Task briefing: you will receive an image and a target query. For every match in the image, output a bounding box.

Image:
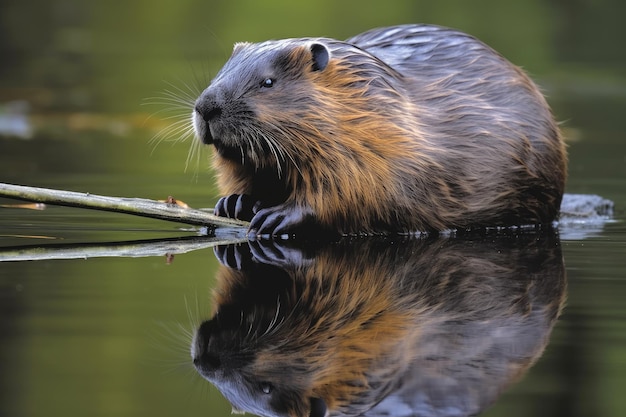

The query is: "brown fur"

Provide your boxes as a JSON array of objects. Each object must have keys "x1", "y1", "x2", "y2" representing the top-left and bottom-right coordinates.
[
  {"x1": 193, "y1": 24, "x2": 567, "y2": 235},
  {"x1": 192, "y1": 232, "x2": 566, "y2": 416}
]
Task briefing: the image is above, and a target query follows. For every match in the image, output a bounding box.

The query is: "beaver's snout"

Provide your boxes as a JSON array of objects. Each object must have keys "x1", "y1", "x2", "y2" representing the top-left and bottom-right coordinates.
[
  {"x1": 193, "y1": 89, "x2": 225, "y2": 145},
  {"x1": 191, "y1": 320, "x2": 226, "y2": 378},
  {"x1": 196, "y1": 95, "x2": 223, "y2": 123}
]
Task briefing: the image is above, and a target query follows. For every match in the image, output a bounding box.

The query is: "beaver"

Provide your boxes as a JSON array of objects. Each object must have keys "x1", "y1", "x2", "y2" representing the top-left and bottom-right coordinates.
[
  {"x1": 192, "y1": 24, "x2": 567, "y2": 237},
  {"x1": 192, "y1": 233, "x2": 566, "y2": 417}
]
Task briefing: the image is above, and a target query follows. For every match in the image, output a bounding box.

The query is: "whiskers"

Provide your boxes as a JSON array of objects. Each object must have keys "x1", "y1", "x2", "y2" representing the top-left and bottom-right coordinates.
[
  {"x1": 238, "y1": 295, "x2": 287, "y2": 346},
  {"x1": 261, "y1": 121, "x2": 304, "y2": 179},
  {"x1": 146, "y1": 293, "x2": 205, "y2": 372},
  {"x1": 239, "y1": 122, "x2": 302, "y2": 180},
  {"x1": 144, "y1": 80, "x2": 207, "y2": 175},
  {"x1": 145, "y1": 78, "x2": 303, "y2": 182},
  {"x1": 145, "y1": 292, "x2": 216, "y2": 405}
]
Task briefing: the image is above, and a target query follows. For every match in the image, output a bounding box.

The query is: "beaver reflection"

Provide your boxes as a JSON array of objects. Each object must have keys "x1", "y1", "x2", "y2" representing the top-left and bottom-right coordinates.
[{"x1": 192, "y1": 232, "x2": 565, "y2": 417}]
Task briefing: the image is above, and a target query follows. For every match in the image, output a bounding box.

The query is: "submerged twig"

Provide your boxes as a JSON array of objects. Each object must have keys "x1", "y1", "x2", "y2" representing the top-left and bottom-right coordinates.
[
  {"x1": 0, "y1": 231, "x2": 248, "y2": 262},
  {"x1": 0, "y1": 182, "x2": 249, "y2": 229}
]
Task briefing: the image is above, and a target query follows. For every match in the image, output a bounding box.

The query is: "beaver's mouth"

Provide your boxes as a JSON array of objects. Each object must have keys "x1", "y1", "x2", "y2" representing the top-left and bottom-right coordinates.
[
  {"x1": 192, "y1": 110, "x2": 214, "y2": 145},
  {"x1": 192, "y1": 108, "x2": 278, "y2": 169},
  {"x1": 192, "y1": 109, "x2": 245, "y2": 159}
]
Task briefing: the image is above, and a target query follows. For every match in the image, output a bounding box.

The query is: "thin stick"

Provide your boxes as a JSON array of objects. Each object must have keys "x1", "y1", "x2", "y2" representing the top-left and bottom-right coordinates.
[
  {"x1": 0, "y1": 232, "x2": 248, "y2": 263},
  {"x1": 0, "y1": 182, "x2": 249, "y2": 229}
]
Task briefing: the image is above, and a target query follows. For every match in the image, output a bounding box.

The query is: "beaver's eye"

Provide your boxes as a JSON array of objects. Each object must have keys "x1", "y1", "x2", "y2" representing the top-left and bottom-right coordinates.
[
  {"x1": 260, "y1": 382, "x2": 273, "y2": 394},
  {"x1": 261, "y1": 78, "x2": 274, "y2": 88}
]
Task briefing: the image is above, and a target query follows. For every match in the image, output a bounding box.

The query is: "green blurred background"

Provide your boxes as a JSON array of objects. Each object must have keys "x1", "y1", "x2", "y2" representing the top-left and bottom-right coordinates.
[{"x1": 1, "y1": 0, "x2": 625, "y2": 113}]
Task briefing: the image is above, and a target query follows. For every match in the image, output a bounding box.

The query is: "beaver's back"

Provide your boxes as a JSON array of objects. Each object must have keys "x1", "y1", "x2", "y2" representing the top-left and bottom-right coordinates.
[
  {"x1": 348, "y1": 24, "x2": 493, "y2": 66},
  {"x1": 351, "y1": 25, "x2": 555, "y2": 132},
  {"x1": 347, "y1": 24, "x2": 566, "y2": 228}
]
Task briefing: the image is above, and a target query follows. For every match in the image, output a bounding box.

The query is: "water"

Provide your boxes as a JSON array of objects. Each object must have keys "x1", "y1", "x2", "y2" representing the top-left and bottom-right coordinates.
[{"x1": 1, "y1": 1, "x2": 625, "y2": 416}]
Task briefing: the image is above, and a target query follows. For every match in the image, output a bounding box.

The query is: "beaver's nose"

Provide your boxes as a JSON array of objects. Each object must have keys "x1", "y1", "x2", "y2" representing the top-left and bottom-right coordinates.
[{"x1": 195, "y1": 92, "x2": 222, "y2": 122}]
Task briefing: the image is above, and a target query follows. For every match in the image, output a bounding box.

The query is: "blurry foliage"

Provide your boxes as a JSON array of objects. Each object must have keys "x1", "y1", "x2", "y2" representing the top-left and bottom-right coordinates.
[{"x1": 1, "y1": 0, "x2": 625, "y2": 113}]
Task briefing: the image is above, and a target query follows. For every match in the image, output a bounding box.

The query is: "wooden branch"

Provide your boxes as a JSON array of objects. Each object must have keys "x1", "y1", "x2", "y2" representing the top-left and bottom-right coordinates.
[{"x1": 0, "y1": 182, "x2": 249, "y2": 229}]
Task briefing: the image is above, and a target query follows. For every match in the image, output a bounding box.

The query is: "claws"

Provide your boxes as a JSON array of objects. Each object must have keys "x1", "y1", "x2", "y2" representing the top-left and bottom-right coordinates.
[
  {"x1": 247, "y1": 239, "x2": 311, "y2": 268},
  {"x1": 213, "y1": 243, "x2": 252, "y2": 269},
  {"x1": 214, "y1": 194, "x2": 257, "y2": 221},
  {"x1": 215, "y1": 197, "x2": 318, "y2": 239},
  {"x1": 248, "y1": 203, "x2": 312, "y2": 238},
  {"x1": 213, "y1": 240, "x2": 312, "y2": 271}
]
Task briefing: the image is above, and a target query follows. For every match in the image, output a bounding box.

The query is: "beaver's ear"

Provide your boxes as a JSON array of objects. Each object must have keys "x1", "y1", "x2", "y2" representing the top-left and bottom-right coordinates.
[
  {"x1": 310, "y1": 43, "x2": 329, "y2": 72},
  {"x1": 309, "y1": 397, "x2": 327, "y2": 417}
]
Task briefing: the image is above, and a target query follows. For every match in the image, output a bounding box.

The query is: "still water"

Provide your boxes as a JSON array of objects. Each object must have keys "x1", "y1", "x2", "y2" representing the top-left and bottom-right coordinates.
[{"x1": 1, "y1": 1, "x2": 626, "y2": 416}]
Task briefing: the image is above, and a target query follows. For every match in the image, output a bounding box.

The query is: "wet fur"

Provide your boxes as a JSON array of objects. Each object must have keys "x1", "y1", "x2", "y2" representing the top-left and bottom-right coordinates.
[{"x1": 193, "y1": 24, "x2": 567, "y2": 235}]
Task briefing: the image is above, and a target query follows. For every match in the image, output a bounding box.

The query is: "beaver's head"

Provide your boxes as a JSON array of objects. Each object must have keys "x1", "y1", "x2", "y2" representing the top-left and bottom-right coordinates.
[
  {"x1": 192, "y1": 39, "x2": 330, "y2": 171},
  {"x1": 190, "y1": 260, "x2": 328, "y2": 417},
  {"x1": 192, "y1": 318, "x2": 327, "y2": 417},
  {"x1": 192, "y1": 38, "x2": 408, "y2": 182}
]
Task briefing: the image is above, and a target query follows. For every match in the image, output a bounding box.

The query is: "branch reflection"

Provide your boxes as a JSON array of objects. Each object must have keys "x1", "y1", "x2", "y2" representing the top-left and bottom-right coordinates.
[{"x1": 192, "y1": 231, "x2": 566, "y2": 417}]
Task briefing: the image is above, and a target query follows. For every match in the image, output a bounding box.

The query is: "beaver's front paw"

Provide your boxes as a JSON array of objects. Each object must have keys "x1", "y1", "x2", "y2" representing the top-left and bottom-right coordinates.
[
  {"x1": 214, "y1": 194, "x2": 257, "y2": 221},
  {"x1": 248, "y1": 203, "x2": 313, "y2": 238}
]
